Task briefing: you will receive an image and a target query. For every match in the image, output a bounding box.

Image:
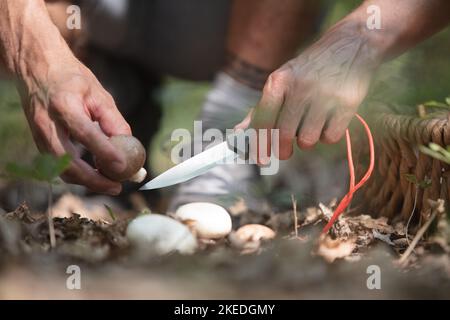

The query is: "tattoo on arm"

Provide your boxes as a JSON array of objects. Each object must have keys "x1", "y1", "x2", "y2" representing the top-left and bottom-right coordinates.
[{"x1": 224, "y1": 52, "x2": 272, "y2": 90}]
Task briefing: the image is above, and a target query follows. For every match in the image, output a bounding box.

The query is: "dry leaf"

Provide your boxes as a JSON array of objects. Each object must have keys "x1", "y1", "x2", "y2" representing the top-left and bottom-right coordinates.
[
  {"x1": 52, "y1": 193, "x2": 118, "y2": 222},
  {"x1": 228, "y1": 198, "x2": 248, "y2": 216},
  {"x1": 372, "y1": 230, "x2": 394, "y2": 246},
  {"x1": 316, "y1": 235, "x2": 357, "y2": 263},
  {"x1": 302, "y1": 207, "x2": 323, "y2": 226}
]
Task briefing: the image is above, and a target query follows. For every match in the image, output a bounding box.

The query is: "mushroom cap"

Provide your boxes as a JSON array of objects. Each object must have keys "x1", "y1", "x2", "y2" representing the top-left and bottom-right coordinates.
[
  {"x1": 234, "y1": 224, "x2": 276, "y2": 242},
  {"x1": 174, "y1": 202, "x2": 232, "y2": 239},
  {"x1": 126, "y1": 214, "x2": 198, "y2": 255},
  {"x1": 97, "y1": 135, "x2": 146, "y2": 182}
]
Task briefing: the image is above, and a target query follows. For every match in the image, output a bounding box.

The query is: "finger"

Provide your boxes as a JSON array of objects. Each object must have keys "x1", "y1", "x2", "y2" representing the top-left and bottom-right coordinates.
[
  {"x1": 275, "y1": 94, "x2": 311, "y2": 160},
  {"x1": 61, "y1": 158, "x2": 122, "y2": 195},
  {"x1": 297, "y1": 99, "x2": 330, "y2": 149},
  {"x1": 51, "y1": 94, "x2": 127, "y2": 174},
  {"x1": 234, "y1": 108, "x2": 254, "y2": 130},
  {"x1": 31, "y1": 113, "x2": 122, "y2": 194},
  {"x1": 54, "y1": 126, "x2": 122, "y2": 194},
  {"x1": 250, "y1": 70, "x2": 288, "y2": 164},
  {"x1": 87, "y1": 91, "x2": 132, "y2": 136},
  {"x1": 321, "y1": 106, "x2": 355, "y2": 144}
]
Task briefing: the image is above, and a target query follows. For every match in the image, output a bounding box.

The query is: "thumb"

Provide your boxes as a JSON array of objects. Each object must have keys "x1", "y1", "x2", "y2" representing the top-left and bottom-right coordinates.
[{"x1": 89, "y1": 92, "x2": 132, "y2": 137}]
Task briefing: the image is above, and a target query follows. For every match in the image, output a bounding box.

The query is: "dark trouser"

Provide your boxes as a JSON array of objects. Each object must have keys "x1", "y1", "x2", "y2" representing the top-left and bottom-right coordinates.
[
  {"x1": 79, "y1": 0, "x2": 231, "y2": 205},
  {"x1": 81, "y1": 0, "x2": 231, "y2": 81},
  {"x1": 80, "y1": 0, "x2": 233, "y2": 152}
]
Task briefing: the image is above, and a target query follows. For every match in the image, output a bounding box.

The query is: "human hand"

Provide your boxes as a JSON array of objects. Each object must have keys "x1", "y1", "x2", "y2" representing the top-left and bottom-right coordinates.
[
  {"x1": 20, "y1": 55, "x2": 132, "y2": 195},
  {"x1": 239, "y1": 19, "x2": 380, "y2": 163}
]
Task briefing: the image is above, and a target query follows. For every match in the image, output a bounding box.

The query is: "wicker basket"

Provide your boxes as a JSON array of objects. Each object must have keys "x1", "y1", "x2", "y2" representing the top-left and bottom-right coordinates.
[{"x1": 357, "y1": 105, "x2": 450, "y2": 226}]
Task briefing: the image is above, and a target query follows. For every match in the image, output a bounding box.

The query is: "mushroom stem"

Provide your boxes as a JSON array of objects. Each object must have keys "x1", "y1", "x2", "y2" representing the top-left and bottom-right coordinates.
[{"x1": 129, "y1": 168, "x2": 147, "y2": 183}]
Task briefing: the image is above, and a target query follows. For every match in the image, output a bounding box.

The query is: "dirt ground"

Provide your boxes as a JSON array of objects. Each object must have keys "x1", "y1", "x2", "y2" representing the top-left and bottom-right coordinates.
[{"x1": 0, "y1": 195, "x2": 449, "y2": 300}]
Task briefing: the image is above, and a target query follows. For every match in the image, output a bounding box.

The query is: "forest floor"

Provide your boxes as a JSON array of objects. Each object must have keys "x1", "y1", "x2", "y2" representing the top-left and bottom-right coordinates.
[{"x1": 0, "y1": 194, "x2": 449, "y2": 299}]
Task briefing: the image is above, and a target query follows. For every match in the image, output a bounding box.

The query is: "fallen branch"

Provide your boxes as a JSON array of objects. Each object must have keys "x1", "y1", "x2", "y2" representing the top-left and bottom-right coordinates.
[
  {"x1": 291, "y1": 194, "x2": 298, "y2": 238},
  {"x1": 398, "y1": 199, "x2": 445, "y2": 265}
]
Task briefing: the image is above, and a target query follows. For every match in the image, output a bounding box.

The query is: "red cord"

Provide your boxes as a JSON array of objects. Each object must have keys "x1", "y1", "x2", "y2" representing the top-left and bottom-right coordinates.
[{"x1": 322, "y1": 114, "x2": 375, "y2": 234}]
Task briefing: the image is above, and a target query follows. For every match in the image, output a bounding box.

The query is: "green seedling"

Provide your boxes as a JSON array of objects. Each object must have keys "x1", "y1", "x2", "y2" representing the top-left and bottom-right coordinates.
[
  {"x1": 104, "y1": 204, "x2": 117, "y2": 222},
  {"x1": 423, "y1": 101, "x2": 450, "y2": 109},
  {"x1": 404, "y1": 173, "x2": 432, "y2": 189},
  {"x1": 418, "y1": 96, "x2": 450, "y2": 118},
  {"x1": 419, "y1": 143, "x2": 450, "y2": 165},
  {"x1": 423, "y1": 96, "x2": 450, "y2": 110},
  {"x1": 138, "y1": 208, "x2": 152, "y2": 216},
  {"x1": 5, "y1": 153, "x2": 72, "y2": 248}
]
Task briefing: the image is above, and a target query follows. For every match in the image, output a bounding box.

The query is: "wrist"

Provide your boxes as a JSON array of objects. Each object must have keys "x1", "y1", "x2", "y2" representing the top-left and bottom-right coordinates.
[
  {"x1": 0, "y1": 0, "x2": 75, "y2": 91},
  {"x1": 339, "y1": 3, "x2": 397, "y2": 66},
  {"x1": 223, "y1": 52, "x2": 272, "y2": 90},
  {"x1": 324, "y1": 12, "x2": 386, "y2": 71}
]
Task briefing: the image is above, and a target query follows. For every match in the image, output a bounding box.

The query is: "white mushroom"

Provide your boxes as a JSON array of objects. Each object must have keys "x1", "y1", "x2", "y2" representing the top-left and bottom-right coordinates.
[
  {"x1": 126, "y1": 214, "x2": 197, "y2": 255},
  {"x1": 229, "y1": 224, "x2": 276, "y2": 253},
  {"x1": 174, "y1": 202, "x2": 232, "y2": 239},
  {"x1": 96, "y1": 135, "x2": 146, "y2": 182},
  {"x1": 233, "y1": 224, "x2": 276, "y2": 243}
]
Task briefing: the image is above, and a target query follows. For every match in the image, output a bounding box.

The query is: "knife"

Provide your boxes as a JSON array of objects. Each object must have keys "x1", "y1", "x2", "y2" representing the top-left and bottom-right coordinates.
[{"x1": 139, "y1": 131, "x2": 249, "y2": 190}]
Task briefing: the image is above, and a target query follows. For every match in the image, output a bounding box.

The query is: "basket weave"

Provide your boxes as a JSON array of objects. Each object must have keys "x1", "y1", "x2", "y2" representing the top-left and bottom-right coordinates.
[{"x1": 358, "y1": 106, "x2": 450, "y2": 226}]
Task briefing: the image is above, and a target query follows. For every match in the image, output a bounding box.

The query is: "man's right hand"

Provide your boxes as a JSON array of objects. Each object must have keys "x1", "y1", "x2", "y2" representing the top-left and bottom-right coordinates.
[{"x1": 0, "y1": 0, "x2": 132, "y2": 195}]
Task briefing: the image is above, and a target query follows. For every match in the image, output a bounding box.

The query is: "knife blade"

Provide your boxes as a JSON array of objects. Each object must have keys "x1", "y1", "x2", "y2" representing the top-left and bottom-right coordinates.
[{"x1": 139, "y1": 132, "x2": 248, "y2": 190}]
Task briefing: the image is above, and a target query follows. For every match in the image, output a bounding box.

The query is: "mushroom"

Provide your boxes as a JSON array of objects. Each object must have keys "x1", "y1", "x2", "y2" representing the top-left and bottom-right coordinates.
[
  {"x1": 129, "y1": 167, "x2": 148, "y2": 183},
  {"x1": 126, "y1": 214, "x2": 198, "y2": 255},
  {"x1": 233, "y1": 224, "x2": 276, "y2": 243},
  {"x1": 96, "y1": 135, "x2": 147, "y2": 182},
  {"x1": 174, "y1": 202, "x2": 232, "y2": 239},
  {"x1": 229, "y1": 224, "x2": 276, "y2": 253}
]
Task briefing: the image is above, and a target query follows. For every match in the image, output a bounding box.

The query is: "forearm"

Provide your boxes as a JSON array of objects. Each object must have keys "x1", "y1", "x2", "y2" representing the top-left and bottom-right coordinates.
[
  {"x1": 344, "y1": 0, "x2": 450, "y2": 63},
  {"x1": 0, "y1": 0, "x2": 74, "y2": 89},
  {"x1": 225, "y1": 0, "x2": 321, "y2": 89}
]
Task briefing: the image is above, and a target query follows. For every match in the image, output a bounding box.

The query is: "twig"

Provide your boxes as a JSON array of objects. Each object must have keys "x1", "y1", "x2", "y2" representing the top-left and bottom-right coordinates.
[
  {"x1": 405, "y1": 186, "x2": 419, "y2": 246},
  {"x1": 291, "y1": 194, "x2": 298, "y2": 238},
  {"x1": 398, "y1": 199, "x2": 444, "y2": 265},
  {"x1": 417, "y1": 104, "x2": 426, "y2": 118},
  {"x1": 129, "y1": 192, "x2": 150, "y2": 213},
  {"x1": 47, "y1": 183, "x2": 56, "y2": 248}
]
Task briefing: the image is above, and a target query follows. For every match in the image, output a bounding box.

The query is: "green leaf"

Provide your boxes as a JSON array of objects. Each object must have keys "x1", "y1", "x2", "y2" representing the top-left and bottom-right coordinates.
[
  {"x1": 5, "y1": 153, "x2": 72, "y2": 183},
  {"x1": 423, "y1": 100, "x2": 450, "y2": 109},
  {"x1": 138, "y1": 208, "x2": 152, "y2": 216},
  {"x1": 104, "y1": 204, "x2": 117, "y2": 221},
  {"x1": 418, "y1": 178, "x2": 432, "y2": 189},
  {"x1": 427, "y1": 143, "x2": 450, "y2": 159},
  {"x1": 404, "y1": 173, "x2": 431, "y2": 189},
  {"x1": 419, "y1": 145, "x2": 450, "y2": 164},
  {"x1": 404, "y1": 174, "x2": 418, "y2": 185},
  {"x1": 429, "y1": 142, "x2": 442, "y2": 152},
  {"x1": 446, "y1": 97, "x2": 450, "y2": 106},
  {"x1": 5, "y1": 162, "x2": 35, "y2": 180}
]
